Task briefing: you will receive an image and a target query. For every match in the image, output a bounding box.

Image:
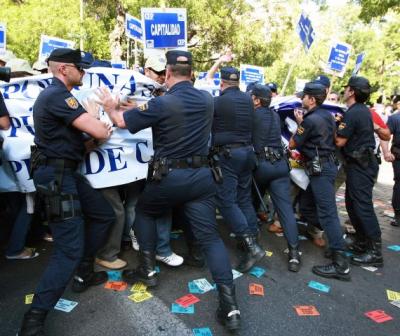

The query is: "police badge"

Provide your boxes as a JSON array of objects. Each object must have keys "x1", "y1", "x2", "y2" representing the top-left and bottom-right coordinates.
[{"x1": 65, "y1": 97, "x2": 79, "y2": 109}]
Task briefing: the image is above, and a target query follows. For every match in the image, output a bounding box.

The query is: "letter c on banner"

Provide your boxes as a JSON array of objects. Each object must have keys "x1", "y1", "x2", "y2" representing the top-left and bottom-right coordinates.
[
  {"x1": 84, "y1": 150, "x2": 105, "y2": 175},
  {"x1": 136, "y1": 141, "x2": 150, "y2": 163}
]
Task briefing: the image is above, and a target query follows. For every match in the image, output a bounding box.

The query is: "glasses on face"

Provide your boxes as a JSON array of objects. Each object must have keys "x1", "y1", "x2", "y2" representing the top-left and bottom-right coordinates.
[
  {"x1": 64, "y1": 64, "x2": 84, "y2": 72},
  {"x1": 149, "y1": 68, "x2": 166, "y2": 76}
]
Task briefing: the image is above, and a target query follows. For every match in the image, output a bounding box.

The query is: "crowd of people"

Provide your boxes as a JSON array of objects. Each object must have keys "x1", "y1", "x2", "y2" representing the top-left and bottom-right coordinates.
[{"x1": 0, "y1": 47, "x2": 399, "y2": 336}]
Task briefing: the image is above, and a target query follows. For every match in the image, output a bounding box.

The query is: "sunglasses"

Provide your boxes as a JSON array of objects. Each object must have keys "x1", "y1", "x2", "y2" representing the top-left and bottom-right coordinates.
[{"x1": 64, "y1": 64, "x2": 84, "y2": 72}]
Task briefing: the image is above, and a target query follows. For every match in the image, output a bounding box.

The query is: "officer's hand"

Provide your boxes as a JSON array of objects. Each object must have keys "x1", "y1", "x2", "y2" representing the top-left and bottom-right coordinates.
[
  {"x1": 294, "y1": 108, "x2": 304, "y2": 124},
  {"x1": 384, "y1": 152, "x2": 395, "y2": 162},
  {"x1": 101, "y1": 120, "x2": 113, "y2": 139},
  {"x1": 120, "y1": 100, "x2": 138, "y2": 111},
  {"x1": 82, "y1": 98, "x2": 100, "y2": 119},
  {"x1": 96, "y1": 87, "x2": 119, "y2": 114}
]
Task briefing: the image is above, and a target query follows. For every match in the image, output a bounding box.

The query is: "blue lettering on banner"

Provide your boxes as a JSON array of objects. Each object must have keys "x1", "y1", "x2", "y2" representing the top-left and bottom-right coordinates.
[
  {"x1": 84, "y1": 150, "x2": 105, "y2": 175},
  {"x1": 136, "y1": 141, "x2": 150, "y2": 163},
  {"x1": 8, "y1": 116, "x2": 34, "y2": 137},
  {"x1": 104, "y1": 147, "x2": 128, "y2": 172},
  {"x1": 8, "y1": 159, "x2": 31, "y2": 179},
  {"x1": 120, "y1": 75, "x2": 136, "y2": 96}
]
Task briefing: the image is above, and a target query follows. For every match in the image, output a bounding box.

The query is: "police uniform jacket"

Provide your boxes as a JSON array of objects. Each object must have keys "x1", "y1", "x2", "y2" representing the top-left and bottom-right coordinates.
[
  {"x1": 124, "y1": 80, "x2": 213, "y2": 159},
  {"x1": 387, "y1": 113, "x2": 400, "y2": 147},
  {"x1": 293, "y1": 106, "x2": 336, "y2": 160},
  {"x1": 33, "y1": 78, "x2": 86, "y2": 162},
  {"x1": 212, "y1": 86, "x2": 254, "y2": 146},
  {"x1": 0, "y1": 92, "x2": 8, "y2": 118},
  {"x1": 252, "y1": 106, "x2": 282, "y2": 153}
]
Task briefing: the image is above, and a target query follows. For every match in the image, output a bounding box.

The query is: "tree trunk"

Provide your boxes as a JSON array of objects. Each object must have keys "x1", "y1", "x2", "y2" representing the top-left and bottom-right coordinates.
[{"x1": 109, "y1": 1, "x2": 125, "y2": 61}]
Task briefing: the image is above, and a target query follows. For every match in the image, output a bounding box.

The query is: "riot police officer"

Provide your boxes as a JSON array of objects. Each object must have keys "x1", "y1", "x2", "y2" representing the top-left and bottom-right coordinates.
[
  {"x1": 251, "y1": 84, "x2": 301, "y2": 272},
  {"x1": 98, "y1": 50, "x2": 241, "y2": 331},
  {"x1": 336, "y1": 76, "x2": 390, "y2": 266},
  {"x1": 18, "y1": 48, "x2": 115, "y2": 336},
  {"x1": 211, "y1": 66, "x2": 264, "y2": 273},
  {"x1": 289, "y1": 82, "x2": 350, "y2": 281}
]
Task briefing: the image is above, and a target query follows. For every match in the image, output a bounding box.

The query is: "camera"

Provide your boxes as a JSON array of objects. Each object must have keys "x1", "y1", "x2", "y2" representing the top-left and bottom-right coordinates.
[{"x1": 0, "y1": 66, "x2": 11, "y2": 82}]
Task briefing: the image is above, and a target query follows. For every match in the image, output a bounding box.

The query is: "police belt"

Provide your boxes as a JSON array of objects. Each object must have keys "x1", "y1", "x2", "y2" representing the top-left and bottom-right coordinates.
[
  {"x1": 166, "y1": 156, "x2": 209, "y2": 169},
  {"x1": 256, "y1": 147, "x2": 283, "y2": 161},
  {"x1": 305, "y1": 154, "x2": 335, "y2": 164},
  {"x1": 213, "y1": 142, "x2": 250, "y2": 152},
  {"x1": 45, "y1": 158, "x2": 79, "y2": 170}
]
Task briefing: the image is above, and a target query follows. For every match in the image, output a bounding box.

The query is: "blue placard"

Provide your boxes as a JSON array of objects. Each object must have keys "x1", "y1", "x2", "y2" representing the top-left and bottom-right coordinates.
[
  {"x1": 0, "y1": 24, "x2": 6, "y2": 52},
  {"x1": 327, "y1": 42, "x2": 351, "y2": 73},
  {"x1": 110, "y1": 61, "x2": 126, "y2": 69},
  {"x1": 296, "y1": 14, "x2": 314, "y2": 51},
  {"x1": 240, "y1": 65, "x2": 264, "y2": 88},
  {"x1": 125, "y1": 14, "x2": 142, "y2": 42},
  {"x1": 142, "y1": 8, "x2": 187, "y2": 49},
  {"x1": 352, "y1": 52, "x2": 365, "y2": 75},
  {"x1": 40, "y1": 35, "x2": 74, "y2": 62}
]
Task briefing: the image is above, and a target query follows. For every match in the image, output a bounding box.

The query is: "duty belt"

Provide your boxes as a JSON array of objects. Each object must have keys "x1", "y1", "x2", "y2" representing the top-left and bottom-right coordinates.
[
  {"x1": 46, "y1": 158, "x2": 79, "y2": 170},
  {"x1": 167, "y1": 156, "x2": 209, "y2": 169},
  {"x1": 213, "y1": 142, "x2": 250, "y2": 151},
  {"x1": 256, "y1": 147, "x2": 283, "y2": 161},
  {"x1": 305, "y1": 154, "x2": 336, "y2": 164}
]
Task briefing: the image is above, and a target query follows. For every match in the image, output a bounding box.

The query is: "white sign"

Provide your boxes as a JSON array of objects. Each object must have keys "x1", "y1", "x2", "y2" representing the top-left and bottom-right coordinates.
[
  {"x1": 325, "y1": 41, "x2": 352, "y2": 78},
  {"x1": 39, "y1": 35, "x2": 75, "y2": 62},
  {"x1": 239, "y1": 64, "x2": 265, "y2": 92}
]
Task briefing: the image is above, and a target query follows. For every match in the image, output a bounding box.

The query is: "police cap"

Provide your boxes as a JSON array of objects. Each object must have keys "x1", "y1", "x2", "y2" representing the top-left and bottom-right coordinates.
[
  {"x1": 314, "y1": 74, "x2": 330, "y2": 88},
  {"x1": 251, "y1": 84, "x2": 272, "y2": 100},
  {"x1": 221, "y1": 66, "x2": 240, "y2": 81},
  {"x1": 166, "y1": 50, "x2": 192, "y2": 65},
  {"x1": 266, "y1": 82, "x2": 278, "y2": 93},
  {"x1": 47, "y1": 48, "x2": 93, "y2": 69},
  {"x1": 301, "y1": 82, "x2": 327, "y2": 98},
  {"x1": 345, "y1": 76, "x2": 371, "y2": 92}
]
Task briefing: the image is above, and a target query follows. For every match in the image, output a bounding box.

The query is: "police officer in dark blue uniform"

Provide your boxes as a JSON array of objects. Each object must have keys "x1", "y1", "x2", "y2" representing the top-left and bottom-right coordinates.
[
  {"x1": 18, "y1": 48, "x2": 115, "y2": 336},
  {"x1": 251, "y1": 84, "x2": 301, "y2": 272},
  {"x1": 336, "y1": 76, "x2": 390, "y2": 266},
  {"x1": 289, "y1": 82, "x2": 350, "y2": 281},
  {"x1": 212, "y1": 66, "x2": 264, "y2": 273},
  {"x1": 98, "y1": 50, "x2": 241, "y2": 331}
]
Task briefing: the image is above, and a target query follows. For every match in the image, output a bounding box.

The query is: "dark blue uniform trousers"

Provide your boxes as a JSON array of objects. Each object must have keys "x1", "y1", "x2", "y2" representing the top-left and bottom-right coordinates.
[
  {"x1": 216, "y1": 146, "x2": 258, "y2": 235},
  {"x1": 345, "y1": 161, "x2": 381, "y2": 240},
  {"x1": 31, "y1": 166, "x2": 114, "y2": 310},
  {"x1": 254, "y1": 159, "x2": 299, "y2": 246},
  {"x1": 307, "y1": 161, "x2": 345, "y2": 250},
  {"x1": 134, "y1": 167, "x2": 233, "y2": 287},
  {"x1": 392, "y1": 160, "x2": 400, "y2": 211}
]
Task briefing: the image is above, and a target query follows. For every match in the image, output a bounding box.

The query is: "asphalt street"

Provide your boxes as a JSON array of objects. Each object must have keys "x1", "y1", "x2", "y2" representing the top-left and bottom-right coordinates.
[{"x1": 0, "y1": 161, "x2": 399, "y2": 336}]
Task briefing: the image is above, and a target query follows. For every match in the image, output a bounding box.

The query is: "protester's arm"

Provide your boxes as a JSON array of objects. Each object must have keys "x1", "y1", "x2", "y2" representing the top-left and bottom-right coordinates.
[
  {"x1": 381, "y1": 140, "x2": 394, "y2": 162},
  {"x1": 206, "y1": 50, "x2": 233, "y2": 82},
  {"x1": 374, "y1": 124, "x2": 391, "y2": 141}
]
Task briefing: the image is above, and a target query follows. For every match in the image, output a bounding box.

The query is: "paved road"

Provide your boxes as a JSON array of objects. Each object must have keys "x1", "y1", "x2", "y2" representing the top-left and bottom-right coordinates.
[{"x1": 1, "y1": 161, "x2": 399, "y2": 336}]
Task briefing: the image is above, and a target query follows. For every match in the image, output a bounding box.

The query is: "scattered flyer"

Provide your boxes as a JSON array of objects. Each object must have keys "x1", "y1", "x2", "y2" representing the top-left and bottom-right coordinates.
[
  {"x1": 192, "y1": 327, "x2": 213, "y2": 336},
  {"x1": 128, "y1": 291, "x2": 153, "y2": 303},
  {"x1": 107, "y1": 271, "x2": 122, "y2": 281},
  {"x1": 386, "y1": 289, "x2": 400, "y2": 301},
  {"x1": 175, "y1": 294, "x2": 200, "y2": 308},
  {"x1": 155, "y1": 266, "x2": 160, "y2": 273},
  {"x1": 54, "y1": 299, "x2": 78, "y2": 313},
  {"x1": 188, "y1": 281, "x2": 204, "y2": 294},
  {"x1": 104, "y1": 281, "x2": 128, "y2": 291},
  {"x1": 171, "y1": 303, "x2": 195, "y2": 314},
  {"x1": 232, "y1": 269, "x2": 243, "y2": 280},
  {"x1": 249, "y1": 266, "x2": 266, "y2": 278},
  {"x1": 361, "y1": 266, "x2": 378, "y2": 272},
  {"x1": 308, "y1": 281, "x2": 331, "y2": 293},
  {"x1": 390, "y1": 300, "x2": 400, "y2": 309},
  {"x1": 383, "y1": 210, "x2": 394, "y2": 218},
  {"x1": 364, "y1": 310, "x2": 393, "y2": 323},
  {"x1": 265, "y1": 250, "x2": 273, "y2": 257},
  {"x1": 193, "y1": 278, "x2": 214, "y2": 293},
  {"x1": 298, "y1": 235, "x2": 308, "y2": 241},
  {"x1": 294, "y1": 305, "x2": 320, "y2": 316},
  {"x1": 25, "y1": 294, "x2": 34, "y2": 304},
  {"x1": 130, "y1": 282, "x2": 147, "y2": 293},
  {"x1": 249, "y1": 283, "x2": 264, "y2": 296},
  {"x1": 387, "y1": 245, "x2": 400, "y2": 252}
]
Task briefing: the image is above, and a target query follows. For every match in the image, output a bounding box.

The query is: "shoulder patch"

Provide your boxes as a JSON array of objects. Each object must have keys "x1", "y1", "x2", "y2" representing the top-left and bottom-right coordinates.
[
  {"x1": 65, "y1": 97, "x2": 79, "y2": 109},
  {"x1": 296, "y1": 126, "x2": 305, "y2": 135},
  {"x1": 338, "y1": 122, "x2": 346, "y2": 130},
  {"x1": 138, "y1": 103, "x2": 148, "y2": 111}
]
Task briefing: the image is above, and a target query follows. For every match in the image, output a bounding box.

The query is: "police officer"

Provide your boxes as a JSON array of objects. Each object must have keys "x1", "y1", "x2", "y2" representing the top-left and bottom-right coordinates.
[
  {"x1": 251, "y1": 84, "x2": 301, "y2": 272},
  {"x1": 18, "y1": 48, "x2": 115, "y2": 336},
  {"x1": 98, "y1": 50, "x2": 241, "y2": 331},
  {"x1": 212, "y1": 66, "x2": 264, "y2": 273},
  {"x1": 336, "y1": 76, "x2": 390, "y2": 266},
  {"x1": 289, "y1": 82, "x2": 350, "y2": 281}
]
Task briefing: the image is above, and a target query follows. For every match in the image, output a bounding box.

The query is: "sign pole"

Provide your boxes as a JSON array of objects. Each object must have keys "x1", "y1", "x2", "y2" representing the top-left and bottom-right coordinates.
[
  {"x1": 281, "y1": 45, "x2": 301, "y2": 96},
  {"x1": 126, "y1": 39, "x2": 130, "y2": 68}
]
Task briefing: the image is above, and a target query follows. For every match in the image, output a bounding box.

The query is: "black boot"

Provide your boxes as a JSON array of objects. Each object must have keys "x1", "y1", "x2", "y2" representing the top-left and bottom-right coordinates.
[
  {"x1": 346, "y1": 234, "x2": 368, "y2": 254},
  {"x1": 18, "y1": 308, "x2": 47, "y2": 336},
  {"x1": 184, "y1": 242, "x2": 205, "y2": 268},
  {"x1": 72, "y1": 257, "x2": 108, "y2": 293},
  {"x1": 236, "y1": 234, "x2": 265, "y2": 273},
  {"x1": 123, "y1": 250, "x2": 158, "y2": 287},
  {"x1": 216, "y1": 284, "x2": 241, "y2": 331},
  {"x1": 288, "y1": 245, "x2": 301, "y2": 272},
  {"x1": 351, "y1": 238, "x2": 384, "y2": 267},
  {"x1": 391, "y1": 210, "x2": 400, "y2": 227},
  {"x1": 312, "y1": 250, "x2": 351, "y2": 281}
]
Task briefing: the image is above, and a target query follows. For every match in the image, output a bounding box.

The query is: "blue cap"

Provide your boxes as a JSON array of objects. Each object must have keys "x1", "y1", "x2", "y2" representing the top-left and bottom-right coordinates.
[
  {"x1": 166, "y1": 50, "x2": 192, "y2": 65},
  {"x1": 314, "y1": 75, "x2": 330, "y2": 88},
  {"x1": 221, "y1": 66, "x2": 240, "y2": 81},
  {"x1": 47, "y1": 48, "x2": 93, "y2": 69},
  {"x1": 301, "y1": 82, "x2": 327, "y2": 97},
  {"x1": 251, "y1": 84, "x2": 272, "y2": 99},
  {"x1": 266, "y1": 82, "x2": 278, "y2": 93}
]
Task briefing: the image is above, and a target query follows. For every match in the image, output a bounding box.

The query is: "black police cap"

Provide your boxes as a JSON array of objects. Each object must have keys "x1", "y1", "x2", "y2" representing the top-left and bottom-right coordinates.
[
  {"x1": 251, "y1": 84, "x2": 272, "y2": 100},
  {"x1": 314, "y1": 74, "x2": 330, "y2": 88},
  {"x1": 166, "y1": 50, "x2": 192, "y2": 65},
  {"x1": 46, "y1": 48, "x2": 93, "y2": 69},
  {"x1": 266, "y1": 82, "x2": 278, "y2": 93},
  {"x1": 301, "y1": 82, "x2": 327, "y2": 97},
  {"x1": 345, "y1": 76, "x2": 371, "y2": 92},
  {"x1": 221, "y1": 66, "x2": 240, "y2": 81}
]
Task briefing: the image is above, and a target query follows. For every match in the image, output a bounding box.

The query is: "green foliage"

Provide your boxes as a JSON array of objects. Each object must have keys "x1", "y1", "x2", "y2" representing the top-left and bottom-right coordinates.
[{"x1": 358, "y1": 0, "x2": 400, "y2": 22}]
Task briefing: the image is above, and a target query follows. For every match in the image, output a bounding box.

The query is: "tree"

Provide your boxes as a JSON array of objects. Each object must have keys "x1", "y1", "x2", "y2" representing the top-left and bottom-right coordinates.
[{"x1": 358, "y1": 0, "x2": 400, "y2": 22}]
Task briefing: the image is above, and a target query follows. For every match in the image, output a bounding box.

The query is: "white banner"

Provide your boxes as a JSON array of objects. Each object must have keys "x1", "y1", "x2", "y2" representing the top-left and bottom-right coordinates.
[{"x1": 0, "y1": 68, "x2": 159, "y2": 192}]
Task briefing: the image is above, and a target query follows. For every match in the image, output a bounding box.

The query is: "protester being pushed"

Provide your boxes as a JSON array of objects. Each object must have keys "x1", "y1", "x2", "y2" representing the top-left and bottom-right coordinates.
[{"x1": 18, "y1": 48, "x2": 115, "y2": 336}]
